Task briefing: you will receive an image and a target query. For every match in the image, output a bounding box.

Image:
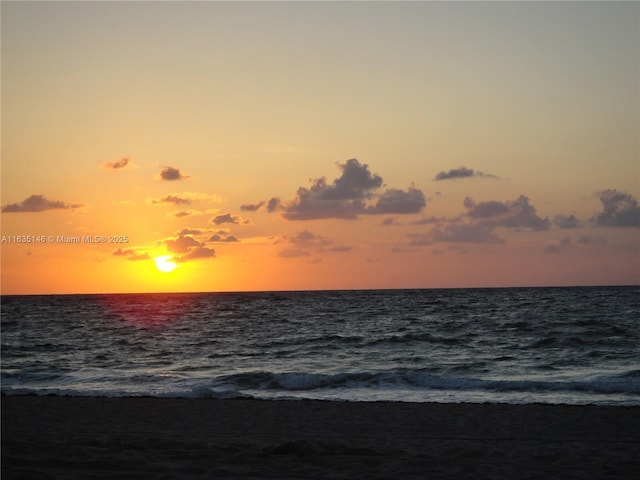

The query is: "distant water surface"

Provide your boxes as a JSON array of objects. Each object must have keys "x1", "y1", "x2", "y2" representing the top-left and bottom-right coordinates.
[{"x1": 2, "y1": 287, "x2": 639, "y2": 405}]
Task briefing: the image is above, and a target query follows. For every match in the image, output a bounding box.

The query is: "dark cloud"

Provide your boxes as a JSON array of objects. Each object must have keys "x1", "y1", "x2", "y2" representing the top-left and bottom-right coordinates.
[
  {"x1": 278, "y1": 230, "x2": 350, "y2": 258},
  {"x1": 576, "y1": 235, "x2": 607, "y2": 245},
  {"x1": 241, "y1": 202, "x2": 265, "y2": 212},
  {"x1": 409, "y1": 195, "x2": 549, "y2": 246},
  {"x1": 463, "y1": 195, "x2": 550, "y2": 231},
  {"x1": 434, "y1": 166, "x2": 498, "y2": 181},
  {"x1": 112, "y1": 248, "x2": 150, "y2": 261},
  {"x1": 148, "y1": 192, "x2": 221, "y2": 206},
  {"x1": 177, "y1": 228, "x2": 203, "y2": 236},
  {"x1": 427, "y1": 223, "x2": 505, "y2": 244},
  {"x1": 554, "y1": 214, "x2": 581, "y2": 229},
  {"x1": 164, "y1": 234, "x2": 216, "y2": 262},
  {"x1": 364, "y1": 187, "x2": 426, "y2": 215},
  {"x1": 592, "y1": 189, "x2": 640, "y2": 228},
  {"x1": 209, "y1": 234, "x2": 239, "y2": 243},
  {"x1": 267, "y1": 197, "x2": 282, "y2": 212},
  {"x1": 159, "y1": 166, "x2": 190, "y2": 181},
  {"x1": 463, "y1": 197, "x2": 510, "y2": 219},
  {"x1": 288, "y1": 230, "x2": 332, "y2": 248},
  {"x1": 411, "y1": 216, "x2": 452, "y2": 225},
  {"x1": 282, "y1": 159, "x2": 425, "y2": 220},
  {"x1": 172, "y1": 210, "x2": 194, "y2": 218},
  {"x1": 544, "y1": 237, "x2": 571, "y2": 254},
  {"x1": 104, "y1": 157, "x2": 130, "y2": 170},
  {"x1": 149, "y1": 195, "x2": 192, "y2": 205},
  {"x1": 2, "y1": 194, "x2": 83, "y2": 213},
  {"x1": 165, "y1": 234, "x2": 203, "y2": 254},
  {"x1": 212, "y1": 213, "x2": 246, "y2": 225},
  {"x1": 174, "y1": 246, "x2": 216, "y2": 262}
]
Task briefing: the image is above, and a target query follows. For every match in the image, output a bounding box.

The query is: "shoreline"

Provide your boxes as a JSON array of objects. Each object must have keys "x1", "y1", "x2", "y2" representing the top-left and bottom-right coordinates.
[{"x1": 3, "y1": 395, "x2": 639, "y2": 479}]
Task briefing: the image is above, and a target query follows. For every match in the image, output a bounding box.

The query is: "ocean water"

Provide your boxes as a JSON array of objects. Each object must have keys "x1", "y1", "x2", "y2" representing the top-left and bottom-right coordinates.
[{"x1": 1, "y1": 287, "x2": 639, "y2": 405}]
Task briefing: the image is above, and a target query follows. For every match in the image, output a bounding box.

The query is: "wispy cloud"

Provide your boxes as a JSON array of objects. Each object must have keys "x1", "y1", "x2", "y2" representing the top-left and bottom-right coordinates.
[
  {"x1": 112, "y1": 248, "x2": 150, "y2": 261},
  {"x1": 278, "y1": 230, "x2": 351, "y2": 258},
  {"x1": 240, "y1": 201, "x2": 265, "y2": 212},
  {"x1": 433, "y1": 166, "x2": 499, "y2": 181},
  {"x1": 592, "y1": 189, "x2": 640, "y2": 228},
  {"x1": 103, "y1": 157, "x2": 131, "y2": 170},
  {"x1": 2, "y1": 194, "x2": 83, "y2": 213},
  {"x1": 280, "y1": 159, "x2": 426, "y2": 220},
  {"x1": 147, "y1": 192, "x2": 222, "y2": 206},
  {"x1": 544, "y1": 237, "x2": 571, "y2": 253},
  {"x1": 171, "y1": 210, "x2": 196, "y2": 218},
  {"x1": 174, "y1": 246, "x2": 216, "y2": 262}
]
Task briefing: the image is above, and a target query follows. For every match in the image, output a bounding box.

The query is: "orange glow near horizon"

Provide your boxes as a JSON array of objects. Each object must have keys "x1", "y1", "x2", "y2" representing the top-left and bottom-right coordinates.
[{"x1": 1, "y1": 2, "x2": 638, "y2": 294}]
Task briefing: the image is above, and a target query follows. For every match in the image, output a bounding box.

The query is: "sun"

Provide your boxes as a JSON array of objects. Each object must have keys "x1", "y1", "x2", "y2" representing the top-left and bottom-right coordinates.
[{"x1": 154, "y1": 255, "x2": 177, "y2": 273}]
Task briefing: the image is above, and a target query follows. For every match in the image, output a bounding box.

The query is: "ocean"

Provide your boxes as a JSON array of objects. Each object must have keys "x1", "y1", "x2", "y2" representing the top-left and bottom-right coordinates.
[{"x1": 1, "y1": 286, "x2": 639, "y2": 405}]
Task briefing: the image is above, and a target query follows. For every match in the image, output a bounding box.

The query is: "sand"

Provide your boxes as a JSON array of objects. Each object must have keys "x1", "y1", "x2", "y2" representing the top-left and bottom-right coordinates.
[{"x1": 2, "y1": 396, "x2": 639, "y2": 479}]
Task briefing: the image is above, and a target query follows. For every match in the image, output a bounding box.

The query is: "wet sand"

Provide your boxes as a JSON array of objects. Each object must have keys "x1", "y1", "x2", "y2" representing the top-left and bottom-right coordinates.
[{"x1": 2, "y1": 395, "x2": 639, "y2": 479}]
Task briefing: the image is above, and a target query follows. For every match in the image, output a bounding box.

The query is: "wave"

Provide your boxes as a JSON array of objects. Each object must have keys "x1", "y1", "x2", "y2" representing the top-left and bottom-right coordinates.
[
  {"x1": 4, "y1": 369, "x2": 638, "y2": 402},
  {"x1": 210, "y1": 369, "x2": 640, "y2": 395}
]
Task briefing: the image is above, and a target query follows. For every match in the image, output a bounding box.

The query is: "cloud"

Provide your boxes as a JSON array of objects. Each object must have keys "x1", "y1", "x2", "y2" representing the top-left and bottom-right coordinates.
[
  {"x1": 209, "y1": 234, "x2": 239, "y2": 243},
  {"x1": 409, "y1": 195, "x2": 549, "y2": 246},
  {"x1": 165, "y1": 234, "x2": 203, "y2": 254},
  {"x1": 147, "y1": 192, "x2": 222, "y2": 206},
  {"x1": 2, "y1": 194, "x2": 83, "y2": 213},
  {"x1": 158, "y1": 166, "x2": 190, "y2": 181},
  {"x1": 164, "y1": 232, "x2": 216, "y2": 262},
  {"x1": 411, "y1": 216, "x2": 452, "y2": 225},
  {"x1": 576, "y1": 235, "x2": 607, "y2": 245},
  {"x1": 554, "y1": 214, "x2": 581, "y2": 229},
  {"x1": 463, "y1": 195, "x2": 550, "y2": 230},
  {"x1": 544, "y1": 237, "x2": 571, "y2": 254},
  {"x1": 171, "y1": 210, "x2": 196, "y2": 218},
  {"x1": 426, "y1": 223, "x2": 505, "y2": 244},
  {"x1": 177, "y1": 228, "x2": 203, "y2": 236},
  {"x1": 174, "y1": 246, "x2": 216, "y2": 262},
  {"x1": 281, "y1": 159, "x2": 426, "y2": 220},
  {"x1": 592, "y1": 189, "x2": 640, "y2": 228},
  {"x1": 241, "y1": 202, "x2": 265, "y2": 212},
  {"x1": 278, "y1": 229, "x2": 351, "y2": 258},
  {"x1": 103, "y1": 157, "x2": 130, "y2": 170},
  {"x1": 288, "y1": 230, "x2": 332, "y2": 248},
  {"x1": 149, "y1": 195, "x2": 193, "y2": 206},
  {"x1": 164, "y1": 234, "x2": 216, "y2": 262},
  {"x1": 267, "y1": 197, "x2": 282, "y2": 212},
  {"x1": 364, "y1": 187, "x2": 426, "y2": 215},
  {"x1": 434, "y1": 166, "x2": 499, "y2": 181},
  {"x1": 112, "y1": 248, "x2": 150, "y2": 261},
  {"x1": 212, "y1": 213, "x2": 250, "y2": 225}
]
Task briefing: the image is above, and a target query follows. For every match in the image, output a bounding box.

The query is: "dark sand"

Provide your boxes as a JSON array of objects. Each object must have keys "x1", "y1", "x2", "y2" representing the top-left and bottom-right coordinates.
[{"x1": 2, "y1": 396, "x2": 639, "y2": 479}]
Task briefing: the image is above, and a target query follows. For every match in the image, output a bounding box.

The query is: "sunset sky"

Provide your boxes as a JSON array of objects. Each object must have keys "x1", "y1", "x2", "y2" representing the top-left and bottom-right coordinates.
[{"x1": 1, "y1": 1, "x2": 638, "y2": 294}]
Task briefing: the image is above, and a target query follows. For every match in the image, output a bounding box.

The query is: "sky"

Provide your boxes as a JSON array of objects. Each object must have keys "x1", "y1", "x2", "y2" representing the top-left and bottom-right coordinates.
[{"x1": 1, "y1": 0, "x2": 639, "y2": 294}]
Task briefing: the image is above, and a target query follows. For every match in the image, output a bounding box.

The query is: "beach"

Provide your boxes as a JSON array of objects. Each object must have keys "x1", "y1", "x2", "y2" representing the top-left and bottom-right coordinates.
[{"x1": 2, "y1": 396, "x2": 639, "y2": 479}]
